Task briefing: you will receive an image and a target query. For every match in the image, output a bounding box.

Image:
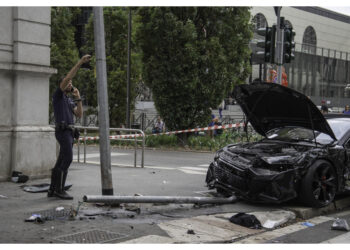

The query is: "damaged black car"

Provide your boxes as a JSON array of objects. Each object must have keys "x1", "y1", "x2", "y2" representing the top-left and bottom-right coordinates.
[{"x1": 206, "y1": 82, "x2": 350, "y2": 207}]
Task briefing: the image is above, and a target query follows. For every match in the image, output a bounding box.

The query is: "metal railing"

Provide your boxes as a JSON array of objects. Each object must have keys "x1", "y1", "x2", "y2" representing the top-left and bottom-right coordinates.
[{"x1": 73, "y1": 126, "x2": 145, "y2": 168}]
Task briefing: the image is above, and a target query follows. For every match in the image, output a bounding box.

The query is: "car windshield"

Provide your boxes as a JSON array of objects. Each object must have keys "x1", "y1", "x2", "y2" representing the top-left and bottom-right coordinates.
[{"x1": 266, "y1": 119, "x2": 350, "y2": 144}]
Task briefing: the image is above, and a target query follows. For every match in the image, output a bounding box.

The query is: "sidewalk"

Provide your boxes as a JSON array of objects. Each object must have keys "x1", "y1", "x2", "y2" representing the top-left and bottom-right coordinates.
[{"x1": 0, "y1": 161, "x2": 349, "y2": 243}]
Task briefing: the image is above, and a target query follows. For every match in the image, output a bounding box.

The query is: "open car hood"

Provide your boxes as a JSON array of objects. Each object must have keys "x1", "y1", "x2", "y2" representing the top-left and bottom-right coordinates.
[{"x1": 233, "y1": 82, "x2": 336, "y2": 140}]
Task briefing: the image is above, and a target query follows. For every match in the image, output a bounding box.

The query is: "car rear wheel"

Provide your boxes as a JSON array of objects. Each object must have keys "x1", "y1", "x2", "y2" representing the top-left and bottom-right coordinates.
[{"x1": 299, "y1": 160, "x2": 337, "y2": 208}]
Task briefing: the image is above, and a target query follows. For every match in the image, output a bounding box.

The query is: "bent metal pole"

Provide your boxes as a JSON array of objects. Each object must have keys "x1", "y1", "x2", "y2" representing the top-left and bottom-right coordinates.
[
  {"x1": 83, "y1": 195, "x2": 238, "y2": 204},
  {"x1": 93, "y1": 7, "x2": 113, "y2": 195}
]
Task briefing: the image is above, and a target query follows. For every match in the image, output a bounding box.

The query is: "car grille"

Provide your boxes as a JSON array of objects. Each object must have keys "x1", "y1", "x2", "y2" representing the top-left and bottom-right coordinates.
[
  {"x1": 221, "y1": 152, "x2": 251, "y2": 170},
  {"x1": 214, "y1": 161, "x2": 248, "y2": 191}
]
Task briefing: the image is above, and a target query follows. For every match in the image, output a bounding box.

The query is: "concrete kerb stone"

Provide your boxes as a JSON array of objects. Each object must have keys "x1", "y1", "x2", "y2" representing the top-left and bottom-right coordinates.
[{"x1": 283, "y1": 196, "x2": 350, "y2": 220}]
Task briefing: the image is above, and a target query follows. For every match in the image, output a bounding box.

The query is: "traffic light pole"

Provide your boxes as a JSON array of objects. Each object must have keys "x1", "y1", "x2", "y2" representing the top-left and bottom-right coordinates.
[{"x1": 275, "y1": 7, "x2": 284, "y2": 85}]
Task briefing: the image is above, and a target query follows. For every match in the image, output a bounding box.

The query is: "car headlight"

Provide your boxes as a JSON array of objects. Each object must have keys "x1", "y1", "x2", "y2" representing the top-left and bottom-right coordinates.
[
  {"x1": 214, "y1": 149, "x2": 223, "y2": 160},
  {"x1": 250, "y1": 167, "x2": 279, "y2": 176},
  {"x1": 261, "y1": 155, "x2": 294, "y2": 164}
]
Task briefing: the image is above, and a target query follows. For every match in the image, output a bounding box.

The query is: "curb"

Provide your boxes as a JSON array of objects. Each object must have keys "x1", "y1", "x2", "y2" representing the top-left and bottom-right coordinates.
[{"x1": 284, "y1": 196, "x2": 350, "y2": 220}]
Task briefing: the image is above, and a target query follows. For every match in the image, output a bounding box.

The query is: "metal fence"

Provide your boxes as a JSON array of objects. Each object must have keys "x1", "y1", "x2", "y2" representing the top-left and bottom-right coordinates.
[{"x1": 252, "y1": 42, "x2": 350, "y2": 109}]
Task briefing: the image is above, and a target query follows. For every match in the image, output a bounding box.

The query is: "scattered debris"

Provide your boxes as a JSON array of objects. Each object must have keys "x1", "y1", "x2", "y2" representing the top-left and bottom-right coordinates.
[
  {"x1": 331, "y1": 218, "x2": 350, "y2": 231},
  {"x1": 34, "y1": 217, "x2": 45, "y2": 224},
  {"x1": 69, "y1": 208, "x2": 77, "y2": 220},
  {"x1": 162, "y1": 180, "x2": 167, "y2": 184},
  {"x1": 301, "y1": 222, "x2": 315, "y2": 227},
  {"x1": 0, "y1": 195, "x2": 8, "y2": 199},
  {"x1": 95, "y1": 203, "x2": 106, "y2": 207},
  {"x1": 21, "y1": 183, "x2": 72, "y2": 193},
  {"x1": 84, "y1": 212, "x2": 103, "y2": 216},
  {"x1": 124, "y1": 205, "x2": 141, "y2": 214},
  {"x1": 253, "y1": 210, "x2": 296, "y2": 229},
  {"x1": 229, "y1": 212, "x2": 262, "y2": 229},
  {"x1": 187, "y1": 229, "x2": 195, "y2": 235},
  {"x1": 25, "y1": 214, "x2": 42, "y2": 222},
  {"x1": 127, "y1": 214, "x2": 135, "y2": 218},
  {"x1": 11, "y1": 171, "x2": 28, "y2": 183},
  {"x1": 150, "y1": 171, "x2": 156, "y2": 174},
  {"x1": 130, "y1": 226, "x2": 134, "y2": 229}
]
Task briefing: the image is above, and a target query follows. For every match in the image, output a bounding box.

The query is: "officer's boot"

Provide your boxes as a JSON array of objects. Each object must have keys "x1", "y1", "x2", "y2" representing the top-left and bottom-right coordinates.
[
  {"x1": 53, "y1": 170, "x2": 73, "y2": 200},
  {"x1": 47, "y1": 169, "x2": 56, "y2": 197}
]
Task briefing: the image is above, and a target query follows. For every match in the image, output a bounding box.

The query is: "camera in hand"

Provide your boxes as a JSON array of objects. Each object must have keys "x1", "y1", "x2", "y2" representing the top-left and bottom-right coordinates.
[{"x1": 71, "y1": 86, "x2": 76, "y2": 93}]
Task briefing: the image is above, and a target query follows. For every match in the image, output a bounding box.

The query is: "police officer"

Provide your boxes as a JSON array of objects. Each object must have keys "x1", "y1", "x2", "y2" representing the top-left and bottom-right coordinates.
[{"x1": 48, "y1": 55, "x2": 91, "y2": 199}]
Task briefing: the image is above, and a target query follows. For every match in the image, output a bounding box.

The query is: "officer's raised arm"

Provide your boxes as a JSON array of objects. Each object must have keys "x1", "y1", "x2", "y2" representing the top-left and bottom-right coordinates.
[{"x1": 59, "y1": 55, "x2": 91, "y2": 91}]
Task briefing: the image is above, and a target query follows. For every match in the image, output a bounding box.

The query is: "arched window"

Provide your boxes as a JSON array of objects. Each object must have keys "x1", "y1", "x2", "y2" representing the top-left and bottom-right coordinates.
[
  {"x1": 252, "y1": 13, "x2": 268, "y2": 42},
  {"x1": 284, "y1": 20, "x2": 293, "y2": 29},
  {"x1": 302, "y1": 26, "x2": 317, "y2": 54},
  {"x1": 252, "y1": 13, "x2": 267, "y2": 30}
]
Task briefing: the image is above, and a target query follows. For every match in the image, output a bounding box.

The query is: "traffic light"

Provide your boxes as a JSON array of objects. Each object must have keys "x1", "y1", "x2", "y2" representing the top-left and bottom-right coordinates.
[
  {"x1": 256, "y1": 25, "x2": 276, "y2": 63},
  {"x1": 283, "y1": 28, "x2": 295, "y2": 63}
]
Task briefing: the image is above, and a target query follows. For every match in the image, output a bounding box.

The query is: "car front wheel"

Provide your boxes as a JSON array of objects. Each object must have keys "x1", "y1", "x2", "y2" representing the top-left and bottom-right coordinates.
[{"x1": 299, "y1": 160, "x2": 337, "y2": 208}]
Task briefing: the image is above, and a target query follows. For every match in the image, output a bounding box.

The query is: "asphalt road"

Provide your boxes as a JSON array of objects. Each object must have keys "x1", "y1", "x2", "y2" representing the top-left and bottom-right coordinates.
[{"x1": 1, "y1": 146, "x2": 349, "y2": 243}]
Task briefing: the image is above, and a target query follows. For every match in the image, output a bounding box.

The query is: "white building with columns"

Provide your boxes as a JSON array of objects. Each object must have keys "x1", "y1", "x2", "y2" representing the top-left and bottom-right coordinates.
[{"x1": 0, "y1": 7, "x2": 56, "y2": 181}]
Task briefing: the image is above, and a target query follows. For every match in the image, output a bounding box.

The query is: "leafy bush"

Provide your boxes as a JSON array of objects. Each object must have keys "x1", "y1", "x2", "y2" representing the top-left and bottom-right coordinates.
[{"x1": 145, "y1": 134, "x2": 177, "y2": 148}]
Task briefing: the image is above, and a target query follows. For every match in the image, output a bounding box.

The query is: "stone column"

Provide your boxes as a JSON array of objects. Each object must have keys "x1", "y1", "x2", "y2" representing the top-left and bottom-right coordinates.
[{"x1": 0, "y1": 7, "x2": 57, "y2": 181}]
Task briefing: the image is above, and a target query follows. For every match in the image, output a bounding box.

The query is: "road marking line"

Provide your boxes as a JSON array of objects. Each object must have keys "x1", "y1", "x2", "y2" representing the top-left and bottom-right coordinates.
[
  {"x1": 75, "y1": 160, "x2": 151, "y2": 168},
  {"x1": 145, "y1": 166, "x2": 178, "y2": 170},
  {"x1": 180, "y1": 169, "x2": 206, "y2": 175},
  {"x1": 73, "y1": 152, "x2": 129, "y2": 160},
  {"x1": 121, "y1": 235, "x2": 175, "y2": 243},
  {"x1": 321, "y1": 231, "x2": 350, "y2": 243},
  {"x1": 198, "y1": 164, "x2": 210, "y2": 167},
  {"x1": 180, "y1": 167, "x2": 207, "y2": 171},
  {"x1": 73, "y1": 160, "x2": 207, "y2": 173}
]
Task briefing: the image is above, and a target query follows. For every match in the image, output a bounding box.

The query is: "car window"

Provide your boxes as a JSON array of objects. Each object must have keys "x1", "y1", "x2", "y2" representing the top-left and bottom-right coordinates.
[
  {"x1": 326, "y1": 119, "x2": 350, "y2": 139},
  {"x1": 345, "y1": 139, "x2": 350, "y2": 149},
  {"x1": 266, "y1": 119, "x2": 350, "y2": 144}
]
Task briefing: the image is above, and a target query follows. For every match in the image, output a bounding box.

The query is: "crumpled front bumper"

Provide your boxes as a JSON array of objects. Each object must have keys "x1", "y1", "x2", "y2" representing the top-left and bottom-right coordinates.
[{"x1": 206, "y1": 160, "x2": 298, "y2": 203}]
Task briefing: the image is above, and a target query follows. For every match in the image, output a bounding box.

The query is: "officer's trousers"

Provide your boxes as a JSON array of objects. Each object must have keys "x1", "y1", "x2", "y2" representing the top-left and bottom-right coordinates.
[{"x1": 54, "y1": 129, "x2": 73, "y2": 172}]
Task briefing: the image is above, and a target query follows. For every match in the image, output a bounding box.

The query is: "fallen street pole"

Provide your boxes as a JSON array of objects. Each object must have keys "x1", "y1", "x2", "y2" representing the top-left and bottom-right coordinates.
[{"x1": 83, "y1": 195, "x2": 238, "y2": 205}]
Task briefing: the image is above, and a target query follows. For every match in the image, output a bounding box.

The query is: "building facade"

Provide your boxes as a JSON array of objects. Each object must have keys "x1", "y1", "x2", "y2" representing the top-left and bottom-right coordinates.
[
  {"x1": 251, "y1": 7, "x2": 350, "y2": 108},
  {"x1": 0, "y1": 7, "x2": 56, "y2": 181}
]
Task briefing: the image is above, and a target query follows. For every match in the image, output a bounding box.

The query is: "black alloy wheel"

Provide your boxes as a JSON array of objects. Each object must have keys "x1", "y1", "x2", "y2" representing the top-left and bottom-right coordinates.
[{"x1": 299, "y1": 160, "x2": 337, "y2": 207}]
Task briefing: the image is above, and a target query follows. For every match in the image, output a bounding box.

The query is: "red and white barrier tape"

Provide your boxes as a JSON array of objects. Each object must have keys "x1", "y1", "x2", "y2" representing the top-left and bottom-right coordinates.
[{"x1": 78, "y1": 122, "x2": 245, "y2": 141}]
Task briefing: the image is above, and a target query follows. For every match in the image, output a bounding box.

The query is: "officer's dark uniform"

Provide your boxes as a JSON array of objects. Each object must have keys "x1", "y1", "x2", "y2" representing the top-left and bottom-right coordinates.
[{"x1": 49, "y1": 87, "x2": 77, "y2": 199}]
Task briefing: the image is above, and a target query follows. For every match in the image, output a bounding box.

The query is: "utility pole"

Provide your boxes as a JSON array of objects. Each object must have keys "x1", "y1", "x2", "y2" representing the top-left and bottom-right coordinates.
[
  {"x1": 126, "y1": 8, "x2": 131, "y2": 128},
  {"x1": 93, "y1": 7, "x2": 113, "y2": 195},
  {"x1": 275, "y1": 6, "x2": 284, "y2": 85}
]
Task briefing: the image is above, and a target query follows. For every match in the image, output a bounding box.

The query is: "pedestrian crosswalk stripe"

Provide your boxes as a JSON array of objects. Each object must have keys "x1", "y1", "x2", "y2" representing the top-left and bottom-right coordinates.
[
  {"x1": 180, "y1": 169, "x2": 206, "y2": 175},
  {"x1": 145, "y1": 166, "x2": 178, "y2": 170},
  {"x1": 73, "y1": 152, "x2": 128, "y2": 160},
  {"x1": 198, "y1": 164, "x2": 209, "y2": 167},
  {"x1": 180, "y1": 167, "x2": 207, "y2": 171}
]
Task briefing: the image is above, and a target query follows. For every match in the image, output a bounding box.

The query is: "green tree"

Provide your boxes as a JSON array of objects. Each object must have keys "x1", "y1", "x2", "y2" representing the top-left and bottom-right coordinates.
[
  {"x1": 136, "y1": 7, "x2": 252, "y2": 131},
  {"x1": 81, "y1": 7, "x2": 140, "y2": 127}
]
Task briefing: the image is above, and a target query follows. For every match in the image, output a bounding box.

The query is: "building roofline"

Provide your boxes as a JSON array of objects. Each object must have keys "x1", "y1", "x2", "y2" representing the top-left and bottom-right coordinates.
[{"x1": 293, "y1": 7, "x2": 350, "y2": 24}]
